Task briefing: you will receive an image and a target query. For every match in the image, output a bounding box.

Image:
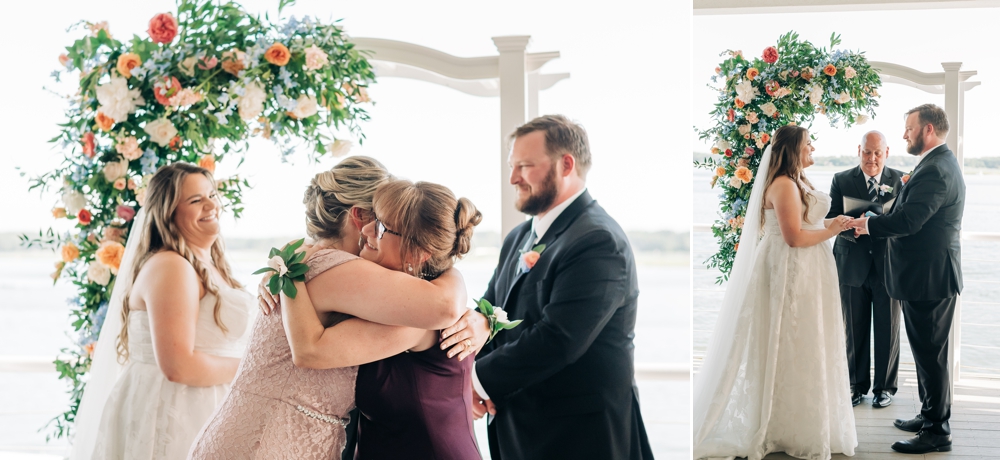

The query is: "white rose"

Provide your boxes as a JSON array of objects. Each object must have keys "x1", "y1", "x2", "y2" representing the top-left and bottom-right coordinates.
[
  {"x1": 714, "y1": 139, "x2": 731, "y2": 152},
  {"x1": 729, "y1": 176, "x2": 743, "y2": 188},
  {"x1": 303, "y1": 45, "x2": 329, "y2": 71},
  {"x1": 291, "y1": 94, "x2": 319, "y2": 119},
  {"x1": 63, "y1": 189, "x2": 87, "y2": 215},
  {"x1": 103, "y1": 158, "x2": 129, "y2": 182},
  {"x1": 87, "y1": 261, "x2": 111, "y2": 286},
  {"x1": 738, "y1": 124, "x2": 751, "y2": 136},
  {"x1": 96, "y1": 76, "x2": 145, "y2": 123},
  {"x1": 178, "y1": 56, "x2": 198, "y2": 77},
  {"x1": 836, "y1": 91, "x2": 851, "y2": 105},
  {"x1": 809, "y1": 85, "x2": 824, "y2": 105},
  {"x1": 238, "y1": 81, "x2": 267, "y2": 121},
  {"x1": 760, "y1": 102, "x2": 779, "y2": 118},
  {"x1": 143, "y1": 118, "x2": 178, "y2": 147},
  {"x1": 267, "y1": 255, "x2": 288, "y2": 276},
  {"x1": 328, "y1": 139, "x2": 353, "y2": 157},
  {"x1": 494, "y1": 307, "x2": 509, "y2": 323},
  {"x1": 856, "y1": 114, "x2": 869, "y2": 125},
  {"x1": 734, "y1": 80, "x2": 759, "y2": 104}
]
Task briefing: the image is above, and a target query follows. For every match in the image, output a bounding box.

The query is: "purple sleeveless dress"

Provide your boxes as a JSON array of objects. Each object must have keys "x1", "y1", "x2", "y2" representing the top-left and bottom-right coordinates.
[{"x1": 354, "y1": 339, "x2": 480, "y2": 460}]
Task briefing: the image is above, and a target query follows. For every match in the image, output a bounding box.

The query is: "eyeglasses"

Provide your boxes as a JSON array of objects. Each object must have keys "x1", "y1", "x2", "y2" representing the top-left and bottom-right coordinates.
[{"x1": 374, "y1": 216, "x2": 402, "y2": 240}]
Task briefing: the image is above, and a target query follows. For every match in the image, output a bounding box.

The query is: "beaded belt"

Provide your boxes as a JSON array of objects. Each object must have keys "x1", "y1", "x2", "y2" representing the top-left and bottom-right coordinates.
[{"x1": 295, "y1": 405, "x2": 350, "y2": 427}]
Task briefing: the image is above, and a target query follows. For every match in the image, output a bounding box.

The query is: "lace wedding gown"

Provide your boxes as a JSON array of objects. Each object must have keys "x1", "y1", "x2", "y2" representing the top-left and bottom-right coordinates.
[
  {"x1": 694, "y1": 189, "x2": 857, "y2": 460},
  {"x1": 90, "y1": 286, "x2": 252, "y2": 459}
]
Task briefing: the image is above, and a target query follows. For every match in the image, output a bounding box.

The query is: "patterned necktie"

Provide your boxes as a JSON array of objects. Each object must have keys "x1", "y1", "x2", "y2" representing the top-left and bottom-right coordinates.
[{"x1": 868, "y1": 177, "x2": 878, "y2": 202}]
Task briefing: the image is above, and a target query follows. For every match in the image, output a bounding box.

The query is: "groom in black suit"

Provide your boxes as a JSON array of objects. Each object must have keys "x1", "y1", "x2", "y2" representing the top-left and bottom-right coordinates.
[
  {"x1": 827, "y1": 131, "x2": 903, "y2": 409},
  {"x1": 471, "y1": 115, "x2": 653, "y2": 459},
  {"x1": 853, "y1": 104, "x2": 965, "y2": 454}
]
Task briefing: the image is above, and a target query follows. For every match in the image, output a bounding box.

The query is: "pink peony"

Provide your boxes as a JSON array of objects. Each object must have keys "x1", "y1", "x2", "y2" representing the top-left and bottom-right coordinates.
[
  {"x1": 148, "y1": 13, "x2": 178, "y2": 44},
  {"x1": 116, "y1": 204, "x2": 136, "y2": 222}
]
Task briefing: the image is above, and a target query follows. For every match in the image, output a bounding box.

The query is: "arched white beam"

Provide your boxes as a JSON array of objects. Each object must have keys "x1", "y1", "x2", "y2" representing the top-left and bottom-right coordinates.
[
  {"x1": 350, "y1": 36, "x2": 567, "y2": 238},
  {"x1": 871, "y1": 61, "x2": 977, "y2": 90},
  {"x1": 369, "y1": 61, "x2": 570, "y2": 98},
  {"x1": 352, "y1": 37, "x2": 561, "y2": 80}
]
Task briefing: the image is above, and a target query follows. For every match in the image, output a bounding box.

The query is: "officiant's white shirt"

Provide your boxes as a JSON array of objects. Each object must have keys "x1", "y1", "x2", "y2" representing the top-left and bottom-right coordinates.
[
  {"x1": 472, "y1": 187, "x2": 587, "y2": 401},
  {"x1": 864, "y1": 141, "x2": 944, "y2": 233}
]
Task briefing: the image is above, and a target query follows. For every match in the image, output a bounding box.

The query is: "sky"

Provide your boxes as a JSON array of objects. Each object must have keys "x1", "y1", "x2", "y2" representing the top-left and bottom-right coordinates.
[
  {"x1": 0, "y1": 0, "x2": 691, "y2": 240},
  {"x1": 692, "y1": 8, "x2": 999, "y2": 161}
]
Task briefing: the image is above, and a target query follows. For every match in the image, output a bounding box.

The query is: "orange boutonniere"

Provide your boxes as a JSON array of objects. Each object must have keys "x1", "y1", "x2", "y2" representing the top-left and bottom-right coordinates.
[{"x1": 519, "y1": 244, "x2": 546, "y2": 273}]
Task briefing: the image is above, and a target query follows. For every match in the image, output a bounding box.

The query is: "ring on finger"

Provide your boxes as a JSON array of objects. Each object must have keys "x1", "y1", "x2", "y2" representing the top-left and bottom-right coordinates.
[{"x1": 464, "y1": 339, "x2": 472, "y2": 349}]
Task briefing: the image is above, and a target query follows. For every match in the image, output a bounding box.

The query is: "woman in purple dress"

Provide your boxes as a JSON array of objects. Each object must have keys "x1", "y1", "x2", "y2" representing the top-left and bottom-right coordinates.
[{"x1": 279, "y1": 179, "x2": 485, "y2": 459}]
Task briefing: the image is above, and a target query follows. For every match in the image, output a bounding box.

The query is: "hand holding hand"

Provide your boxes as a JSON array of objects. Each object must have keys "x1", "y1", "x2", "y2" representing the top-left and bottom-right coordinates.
[
  {"x1": 441, "y1": 309, "x2": 490, "y2": 361},
  {"x1": 851, "y1": 216, "x2": 870, "y2": 235},
  {"x1": 831, "y1": 215, "x2": 854, "y2": 232}
]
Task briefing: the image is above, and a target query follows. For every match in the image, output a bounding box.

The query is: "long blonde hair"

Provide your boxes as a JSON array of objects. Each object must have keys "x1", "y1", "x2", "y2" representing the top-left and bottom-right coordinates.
[
  {"x1": 762, "y1": 125, "x2": 815, "y2": 227},
  {"x1": 117, "y1": 163, "x2": 241, "y2": 363},
  {"x1": 373, "y1": 180, "x2": 482, "y2": 280}
]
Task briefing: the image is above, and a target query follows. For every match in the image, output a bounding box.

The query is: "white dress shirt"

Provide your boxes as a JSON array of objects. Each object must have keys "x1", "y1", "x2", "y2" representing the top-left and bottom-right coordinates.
[
  {"x1": 472, "y1": 187, "x2": 587, "y2": 401},
  {"x1": 864, "y1": 142, "x2": 944, "y2": 233}
]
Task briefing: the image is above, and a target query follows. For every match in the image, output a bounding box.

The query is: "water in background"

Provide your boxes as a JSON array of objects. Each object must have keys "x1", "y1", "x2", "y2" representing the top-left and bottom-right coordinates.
[
  {"x1": 693, "y1": 168, "x2": 1000, "y2": 375},
  {"x1": 0, "y1": 248, "x2": 690, "y2": 458}
]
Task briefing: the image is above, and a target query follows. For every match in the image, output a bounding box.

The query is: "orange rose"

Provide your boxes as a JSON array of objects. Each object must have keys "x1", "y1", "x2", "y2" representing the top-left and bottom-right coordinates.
[
  {"x1": 823, "y1": 64, "x2": 837, "y2": 77},
  {"x1": 746, "y1": 67, "x2": 759, "y2": 80},
  {"x1": 760, "y1": 133, "x2": 771, "y2": 144},
  {"x1": 114, "y1": 178, "x2": 127, "y2": 190},
  {"x1": 522, "y1": 251, "x2": 541, "y2": 269},
  {"x1": 116, "y1": 53, "x2": 141, "y2": 78},
  {"x1": 715, "y1": 166, "x2": 726, "y2": 177},
  {"x1": 61, "y1": 243, "x2": 80, "y2": 263},
  {"x1": 95, "y1": 112, "x2": 115, "y2": 132},
  {"x1": 711, "y1": 147, "x2": 720, "y2": 155},
  {"x1": 264, "y1": 43, "x2": 291, "y2": 66},
  {"x1": 198, "y1": 154, "x2": 216, "y2": 174},
  {"x1": 83, "y1": 342, "x2": 96, "y2": 356},
  {"x1": 96, "y1": 241, "x2": 126, "y2": 272},
  {"x1": 735, "y1": 98, "x2": 746, "y2": 109},
  {"x1": 168, "y1": 136, "x2": 182, "y2": 151},
  {"x1": 52, "y1": 207, "x2": 67, "y2": 218},
  {"x1": 221, "y1": 49, "x2": 246, "y2": 76},
  {"x1": 734, "y1": 243, "x2": 740, "y2": 252},
  {"x1": 735, "y1": 166, "x2": 753, "y2": 183}
]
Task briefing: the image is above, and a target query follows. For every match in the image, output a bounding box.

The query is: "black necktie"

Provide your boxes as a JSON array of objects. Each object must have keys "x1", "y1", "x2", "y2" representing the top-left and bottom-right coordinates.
[{"x1": 868, "y1": 178, "x2": 878, "y2": 202}]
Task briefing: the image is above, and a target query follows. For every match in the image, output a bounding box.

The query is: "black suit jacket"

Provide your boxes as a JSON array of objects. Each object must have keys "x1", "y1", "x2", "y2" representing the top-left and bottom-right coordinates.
[
  {"x1": 827, "y1": 165, "x2": 904, "y2": 287},
  {"x1": 868, "y1": 144, "x2": 965, "y2": 301},
  {"x1": 476, "y1": 190, "x2": 652, "y2": 460}
]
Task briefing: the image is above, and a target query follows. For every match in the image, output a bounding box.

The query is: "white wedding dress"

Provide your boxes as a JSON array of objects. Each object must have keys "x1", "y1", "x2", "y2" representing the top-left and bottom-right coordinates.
[
  {"x1": 694, "y1": 186, "x2": 857, "y2": 460},
  {"x1": 89, "y1": 287, "x2": 252, "y2": 459}
]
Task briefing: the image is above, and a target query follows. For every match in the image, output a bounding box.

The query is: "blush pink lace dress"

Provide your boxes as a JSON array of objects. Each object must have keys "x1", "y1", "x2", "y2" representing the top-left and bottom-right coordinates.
[{"x1": 188, "y1": 249, "x2": 359, "y2": 459}]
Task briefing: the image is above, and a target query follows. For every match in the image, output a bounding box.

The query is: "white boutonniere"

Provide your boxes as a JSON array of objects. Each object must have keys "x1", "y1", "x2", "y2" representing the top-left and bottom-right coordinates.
[{"x1": 878, "y1": 184, "x2": 893, "y2": 195}]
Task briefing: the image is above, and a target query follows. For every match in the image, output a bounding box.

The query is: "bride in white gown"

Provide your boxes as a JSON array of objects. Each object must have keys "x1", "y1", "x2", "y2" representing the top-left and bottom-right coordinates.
[
  {"x1": 694, "y1": 125, "x2": 858, "y2": 460},
  {"x1": 71, "y1": 163, "x2": 252, "y2": 459}
]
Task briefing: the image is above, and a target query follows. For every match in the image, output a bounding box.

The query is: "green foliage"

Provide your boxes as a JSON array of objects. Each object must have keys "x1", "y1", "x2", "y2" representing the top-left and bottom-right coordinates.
[
  {"x1": 26, "y1": 0, "x2": 376, "y2": 439},
  {"x1": 695, "y1": 31, "x2": 882, "y2": 282}
]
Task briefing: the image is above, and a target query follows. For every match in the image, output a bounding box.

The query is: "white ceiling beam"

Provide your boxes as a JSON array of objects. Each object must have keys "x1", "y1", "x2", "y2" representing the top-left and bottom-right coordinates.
[{"x1": 695, "y1": 0, "x2": 1000, "y2": 15}]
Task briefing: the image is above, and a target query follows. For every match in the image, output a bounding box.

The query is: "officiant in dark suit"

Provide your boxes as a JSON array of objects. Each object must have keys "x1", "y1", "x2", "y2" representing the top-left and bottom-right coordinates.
[
  {"x1": 827, "y1": 131, "x2": 903, "y2": 410},
  {"x1": 470, "y1": 115, "x2": 652, "y2": 460},
  {"x1": 853, "y1": 104, "x2": 966, "y2": 455}
]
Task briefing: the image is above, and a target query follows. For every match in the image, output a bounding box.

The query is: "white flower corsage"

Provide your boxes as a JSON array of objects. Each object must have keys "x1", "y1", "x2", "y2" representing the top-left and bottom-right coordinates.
[
  {"x1": 475, "y1": 298, "x2": 522, "y2": 343},
  {"x1": 254, "y1": 239, "x2": 309, "y2": 298},
  {"x1": 878, "y1": 184, "x2": 893, "y2": 195}
]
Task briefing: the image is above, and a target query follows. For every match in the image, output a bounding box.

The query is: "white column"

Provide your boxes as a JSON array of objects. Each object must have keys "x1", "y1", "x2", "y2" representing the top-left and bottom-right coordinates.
[
  {"x1": 942, "y1": 61, "x2": 962, "y2": 385},
  {"x1": 493, "y1": 36, "x2": 532, "y2": 239},
  {"x1": 528, "y1": 72, "x2": 541, "y2": 120}
]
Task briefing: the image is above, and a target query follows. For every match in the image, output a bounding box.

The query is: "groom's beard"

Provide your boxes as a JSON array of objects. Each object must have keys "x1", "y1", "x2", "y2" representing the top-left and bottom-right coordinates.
[
  {"x1": 906, "y1": 132, "x2": 924, "y2": 155},
  {"x1": 515, "y1": 165, "x2": 558, "y2": 216}
]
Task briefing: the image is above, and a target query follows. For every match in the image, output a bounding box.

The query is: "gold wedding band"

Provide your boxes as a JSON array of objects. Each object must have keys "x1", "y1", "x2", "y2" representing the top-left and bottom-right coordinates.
[
  {"x1": 257, "y1": 295, "x2": 263, "y2": 302},
  {"x1": 464, "y1": 339, "x2": 472, "y2": 349}
]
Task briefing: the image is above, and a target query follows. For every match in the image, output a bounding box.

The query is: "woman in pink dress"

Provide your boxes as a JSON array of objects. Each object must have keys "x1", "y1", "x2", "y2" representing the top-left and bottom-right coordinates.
[{"x1": 188, "y1": 157, "x2": 488, "y2": 459}]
